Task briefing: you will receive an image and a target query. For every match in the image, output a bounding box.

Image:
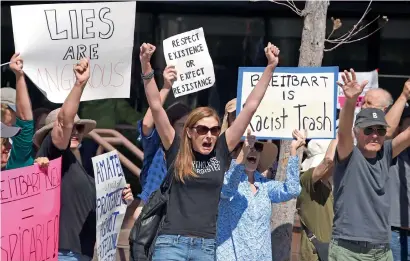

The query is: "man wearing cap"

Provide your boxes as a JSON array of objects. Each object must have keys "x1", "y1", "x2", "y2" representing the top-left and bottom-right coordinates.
[
  {"x1": 297, "y1": 138, "x2": 337, "y2": 261},
  {"x1": 389, "y1": 106, "x2": 410, "y2": 261},
  {"x1": 329, "y1": 69, "x2": 410, "y2": 261}
]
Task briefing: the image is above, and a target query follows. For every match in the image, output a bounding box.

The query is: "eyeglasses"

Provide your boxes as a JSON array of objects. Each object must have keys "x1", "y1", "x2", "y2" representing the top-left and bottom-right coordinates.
[
  {"x1": 192, "y1": 125, "x2": 221, "y2": 136},
  {"x1": 363, "y1": 127, "x2": 387, "y2": 136}
]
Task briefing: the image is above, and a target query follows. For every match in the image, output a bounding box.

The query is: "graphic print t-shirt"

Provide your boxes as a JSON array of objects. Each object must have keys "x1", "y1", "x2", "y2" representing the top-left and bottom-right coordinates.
[{"x1": 160, "y1": 133, "x2": 231, "y2": 238}]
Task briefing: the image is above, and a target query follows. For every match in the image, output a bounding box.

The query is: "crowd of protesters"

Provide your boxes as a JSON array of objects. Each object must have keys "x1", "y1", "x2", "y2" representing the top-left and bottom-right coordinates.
[{"x1": 1, "y1": 39, "x2": 410, "y2": 261}]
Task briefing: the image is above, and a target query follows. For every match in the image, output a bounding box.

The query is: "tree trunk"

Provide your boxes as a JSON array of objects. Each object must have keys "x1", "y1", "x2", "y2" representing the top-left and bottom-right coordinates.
[{"x1": 270, "y1": 1, "x2": 329, "y2": 260}]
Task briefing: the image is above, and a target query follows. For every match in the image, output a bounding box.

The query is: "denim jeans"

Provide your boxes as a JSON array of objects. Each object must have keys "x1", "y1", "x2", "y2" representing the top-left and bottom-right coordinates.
[
  {"x1": 152, "y1": 234, "x2": 216, "y2": 261},
  {"x1": 58, "y1": 250, "x2": 92, "y2": 261},
  {"x1": 391, "y1": 229, "x2": 410, "y2": 261}
]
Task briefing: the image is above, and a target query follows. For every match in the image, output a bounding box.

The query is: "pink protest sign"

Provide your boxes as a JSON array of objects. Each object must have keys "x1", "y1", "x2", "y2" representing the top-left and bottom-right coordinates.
[{"x1": 1, "y1": 157, "x2": 62, "y2": 261}]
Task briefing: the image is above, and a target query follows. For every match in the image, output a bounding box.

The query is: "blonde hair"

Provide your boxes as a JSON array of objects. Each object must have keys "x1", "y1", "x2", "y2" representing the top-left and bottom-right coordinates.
[
  {"x1": 174, "y1": 107, "x2": 220, "y2": 183},
  {"x1": 1, "y1": 103, "x2": 12, "y2": 122}
]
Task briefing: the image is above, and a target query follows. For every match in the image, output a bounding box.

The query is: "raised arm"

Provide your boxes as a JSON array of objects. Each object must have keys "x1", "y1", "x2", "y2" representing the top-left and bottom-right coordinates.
[
  {"x1": 141, "y1": 66, "x2": 174, "y2": 136},
  {"x1": 268, "y1": 129, "x2": 304, "y2": 202},
  {"x1": 51, "y1": 58, "x2": 89, "y2": 150},
  {"x1": 225, "y1": 43, "x2": 279, "y2": 152},
  {"x1": 140, "y1": 43, "x2": 175, "y2": 150},
  {"x1": 336, "y1": 69, "x2": 368, "y2": 161},
  {"x1": 385, "y1": 79, "x2": 410, "y2": 138},
  {"x1": 312, "y1": 137, "x2": 338, "y2": 183},
  {"x1": 10, "y1": 53, "x2": 32, "y2": 121},
  {"x1": 392, "y1": 126, "x2": 410, "y2": 158}
]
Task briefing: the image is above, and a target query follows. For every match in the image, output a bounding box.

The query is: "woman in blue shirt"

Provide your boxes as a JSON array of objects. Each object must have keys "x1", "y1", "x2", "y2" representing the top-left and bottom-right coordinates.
[{"x1": 216, "y1": 129, "x2": 305, "y2": 261}]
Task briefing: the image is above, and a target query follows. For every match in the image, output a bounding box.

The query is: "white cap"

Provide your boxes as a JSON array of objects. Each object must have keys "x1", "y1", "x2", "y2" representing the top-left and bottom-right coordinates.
[
  {"x1": 301, "y1": 139, "x2": 332, "y2": 172},
  {"x1": 1, "y1": 87, "x2": 16, "y2": 111}
]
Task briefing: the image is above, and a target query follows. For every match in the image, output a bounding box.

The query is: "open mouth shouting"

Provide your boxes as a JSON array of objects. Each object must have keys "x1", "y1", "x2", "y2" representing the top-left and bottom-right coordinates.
[
  {"x1": 202, "y1": 141, "x2": 213, "y2": 151},
  {"x1": 246, "y1": 155, "x2": 257, "y2": 164}
]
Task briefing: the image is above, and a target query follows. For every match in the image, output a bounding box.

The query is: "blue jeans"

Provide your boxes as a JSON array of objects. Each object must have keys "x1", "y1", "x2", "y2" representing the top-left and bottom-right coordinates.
[
  {"x1": 152, "y1": 234, "x2": 216, "y2": 261},
  {"x1": 58, "y1": 250, "x2": 91, "y2": 261},
  {"x1": 391, "y1": 229, "x2": 410, "y2": 261}
]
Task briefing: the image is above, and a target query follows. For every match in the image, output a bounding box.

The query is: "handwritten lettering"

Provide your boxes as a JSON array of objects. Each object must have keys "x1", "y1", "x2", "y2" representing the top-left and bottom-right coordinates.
[
  {"x1": 250, "y1": 74, "x2": 328, "y2": 88},
  {"x1": 44, "y1": 7, "x2": 115, "y2": 41}
]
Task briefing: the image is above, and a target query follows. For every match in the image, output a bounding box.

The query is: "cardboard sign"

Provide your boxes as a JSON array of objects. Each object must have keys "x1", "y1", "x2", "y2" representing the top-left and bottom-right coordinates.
[
  {"x1": 92, "y1": 150, "x2": 127, "y2": 261},
  {"x1": 163, "y1": 27, "x2": 215, "y2": 97},
  {"x1": 236, "y1": 67, "x2": 338, "y2": 139},
  {"x1": 11, "y1": 1, "x2": 136, "y2": 103},
  {"x1": 1, "y1": 158, "x2": 62, "y2": 261}
]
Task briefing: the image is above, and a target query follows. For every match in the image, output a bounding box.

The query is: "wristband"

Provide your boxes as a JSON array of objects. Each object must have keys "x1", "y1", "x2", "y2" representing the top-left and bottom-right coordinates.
[{"x1": 141, "y1": 70, "x2": 154, "y2": 80}]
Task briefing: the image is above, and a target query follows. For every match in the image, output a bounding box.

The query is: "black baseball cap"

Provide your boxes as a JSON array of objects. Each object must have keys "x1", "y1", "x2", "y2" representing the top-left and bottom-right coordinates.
[
  {"x1": 354, "y1": 108, "x2": 389, "y2": 129},
  {"x1": 165, "y1": 102, "x2": 190, "y2": 126},
  {"x1": 1, "y1": 122, "x2": 21, "y2": 138}
]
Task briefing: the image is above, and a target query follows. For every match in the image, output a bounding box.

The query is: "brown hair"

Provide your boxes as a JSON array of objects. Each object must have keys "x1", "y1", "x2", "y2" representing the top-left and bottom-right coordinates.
[{"x1": 174, "y1": 107, "x2": 220, "y2": 183}]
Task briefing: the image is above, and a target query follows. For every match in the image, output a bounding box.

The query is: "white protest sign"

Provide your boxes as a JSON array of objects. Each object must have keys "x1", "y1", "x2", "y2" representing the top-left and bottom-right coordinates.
[
  {"x1": 163, "y1": 27, "x2": 215, "y2": 98},
  {"x1": 92, "y1": 150, "x2": 127, "y2": 261},
  {"x1": 237, "y1": 67, "x2": 338, "y2": 139},
  {"x1": 11, "y1": 1, "x2": 136, "y2": 103},
  {"x1": 337, "y1": 70, "x2": 379, "y2": 109}
]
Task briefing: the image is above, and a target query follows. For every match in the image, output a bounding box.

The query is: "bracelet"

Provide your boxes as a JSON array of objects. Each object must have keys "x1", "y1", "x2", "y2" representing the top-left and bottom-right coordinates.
[{"x1": 141, "y1": 70, "x2": 154, "y2": 80}]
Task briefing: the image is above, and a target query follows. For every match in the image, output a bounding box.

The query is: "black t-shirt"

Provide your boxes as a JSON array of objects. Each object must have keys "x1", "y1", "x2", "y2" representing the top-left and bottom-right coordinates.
[
  {"x1": 160, "y1": 132, "x2": 231, "y2": 238},
  {"x1": 36, "y1": 133, "x2": 96, "y2": 257}
]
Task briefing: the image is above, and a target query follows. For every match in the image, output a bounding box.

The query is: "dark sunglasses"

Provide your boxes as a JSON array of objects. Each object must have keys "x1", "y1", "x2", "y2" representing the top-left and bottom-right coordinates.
[
  {"x1": 192, "y1": 125, "x2": 221, "y2": 136},
  {"x1": 363, "y1": 127, "x2": 387, "y2": 136},
  {"x1": 75, "y1": 124, "x2": 85, "y2": 133},
  {"x1": 237, "y1": 141, "x2": 264, "y2": 152},
  {"x1": 254, "y1": 142, "x2": 264, "y2": 152}
]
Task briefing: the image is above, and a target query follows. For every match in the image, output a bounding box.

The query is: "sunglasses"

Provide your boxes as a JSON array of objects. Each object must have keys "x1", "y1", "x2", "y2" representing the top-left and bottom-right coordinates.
[
  {"x1": 238, "y1": 141, "x2": 264, "y2": 152},
  {"x1": 363, "y1": 127, "x2": 387, "y2": 136},
  {"x1": 74, "y1": 124, "x2": 85, "y2": 133},
  {"x1": 192, "y1": 125, "x2": 221, "y2": 136}
]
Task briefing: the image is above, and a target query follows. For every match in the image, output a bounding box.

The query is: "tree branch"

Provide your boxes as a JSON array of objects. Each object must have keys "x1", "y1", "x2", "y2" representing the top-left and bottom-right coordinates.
[
  {"x1": 324, "y1": 0, "x2": 388, "y2": 52},
  {"x1": 251, "y1": 0, "x2": 302, "y2": 16}
]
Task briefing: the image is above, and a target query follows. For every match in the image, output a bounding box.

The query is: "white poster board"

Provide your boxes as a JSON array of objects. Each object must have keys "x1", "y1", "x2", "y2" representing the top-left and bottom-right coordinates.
[
  {"x1": 163, "y1": 27, "x2": 215, "y2": 98},
  {"x1": 236, "y1": 67, "x2": 338, "y2": 139},
  {"x1": 92, "y1": 150, "x2": 127, "y2": 261},
  {"x1": 11, "y1": 1, "x2": 136, "y2": 103}
]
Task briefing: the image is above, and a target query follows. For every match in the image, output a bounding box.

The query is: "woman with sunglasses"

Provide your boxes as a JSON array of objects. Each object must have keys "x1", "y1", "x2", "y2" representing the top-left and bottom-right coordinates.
[
  {"x1": 216, "y1": 129, "x2": 303, "y2": 261},
  {"x1": 139, "y1": 41, "x2": 280, "y2": 261}
]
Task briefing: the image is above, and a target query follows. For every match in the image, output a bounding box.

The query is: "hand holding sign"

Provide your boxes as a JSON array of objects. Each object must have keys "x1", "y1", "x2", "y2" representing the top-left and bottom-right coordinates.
[
  {"x1": 163, "y1": 65, "x2": 178, "y2": 89},
  {"x1": 265, "y1": 42, "x2": 280, "y2": 67},
  {"x1": 9, "y1": 52, "x2": 24, "y2": 77},
  {"x1": 74, "y1": 58, "x2": 90, "y2": 86},
  {"x1": 337, "y1": 69, "x2": 368, "y2": 100},
  {"x1": 291, "y1": 129, "x2": 307, "y2": 150}
]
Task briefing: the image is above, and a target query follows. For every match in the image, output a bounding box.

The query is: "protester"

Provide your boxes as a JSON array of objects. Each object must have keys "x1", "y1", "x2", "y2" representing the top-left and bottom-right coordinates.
[
  {"x1": 137, "y1": 66, "x2": 190, "y2": 205},
  {"x1": 329, "y1": 69, "x2": 410, "y2": 261},
  {"x1": 1, "y1": 87, "x2": 16, "y2": 126},
  {"x1": 297, "y1": 138, "x2": 337, "y2": 261},
  {"x1": 137, "y1": 41, "x2": 279, "y2": 260},
  {"x1": 389, "y1": 106, "x2": 410, "y2": 261},
  {"x1": 35, "y1": 58, "x2": 133, "y2": 261},
  {"x1": 216, "y1": 129, "x2": 303, "y2": 260},
  {"x1": 1, "y1": 122, "x2": 20, "y2": 169},
  {"x1": 361, "y1": 88, "x2": 393, "y2": 112}
]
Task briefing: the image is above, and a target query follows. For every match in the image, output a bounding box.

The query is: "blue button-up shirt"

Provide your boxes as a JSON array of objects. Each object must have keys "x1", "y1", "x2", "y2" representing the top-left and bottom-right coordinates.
[
  {"x1": 216, "y1": 156, "x2": 301, "y2": 261},
  {"x1": 137, "y1": 120, "x2": 167, "y2": 203}
]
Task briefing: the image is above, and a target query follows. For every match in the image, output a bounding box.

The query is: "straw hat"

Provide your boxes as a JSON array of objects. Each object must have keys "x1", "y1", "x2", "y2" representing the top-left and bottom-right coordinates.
[
  {"x1": 221, "y1": 98, "x2": 237, "y2": 134},
  {"x1": 238, "y1": 141, "x2": 278, "y2": 173},
  {"x1": 33, "y1": 108, "x2": 96, "y2": 147},
  {"x1": 301, "y1": 139, "x2": 332, "y2": 172}
]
